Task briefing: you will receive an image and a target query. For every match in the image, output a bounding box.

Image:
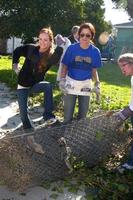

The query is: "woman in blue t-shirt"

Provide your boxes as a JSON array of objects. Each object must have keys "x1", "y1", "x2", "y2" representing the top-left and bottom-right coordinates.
[{"x1": 59, "y1": 22, "x2": 102, "y2": 123}]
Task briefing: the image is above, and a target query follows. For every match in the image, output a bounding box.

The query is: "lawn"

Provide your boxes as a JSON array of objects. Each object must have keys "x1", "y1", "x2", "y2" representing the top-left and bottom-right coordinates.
[
  {"x1": 0, "y1": 55, "x2": 131, "y2": 111},
  {"x1": 98, "y1": 61, "x2": 131, "y2": 110},
  {"x1": 0, "y1": 56, "x2": 133, "y2": 199}
]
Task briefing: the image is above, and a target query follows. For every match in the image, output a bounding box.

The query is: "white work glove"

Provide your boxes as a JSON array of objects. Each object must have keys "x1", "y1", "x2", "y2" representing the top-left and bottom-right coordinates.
[
  {"x1": 114, "y1": 107, "x2": 133, "y2": 125},
  {"x1": 12, "y1": 63, "x2": 20, "y2": 75},
  {"x1": 92, "y1": 81, "x2": 100, "y2": 103},
  {"x1": 107, "y1": 107, "x2": 133, "y2": 130},
  {"x1": 59, "y1": 78, "x2": 67, "y2": 94}
]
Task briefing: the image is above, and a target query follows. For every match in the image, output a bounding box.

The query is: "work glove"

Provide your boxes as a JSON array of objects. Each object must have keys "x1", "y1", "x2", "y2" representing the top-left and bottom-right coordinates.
[
  {"x1": 59, "y1": 78, "x2": 67, "y2": 94},
  {"x1": 114, "y1": 107, "x2": 133, "y2": 124},
  {"x1": 12, "y1": 63, "x2": 20, "y2": 75},
  {"x1": 107, "y1": 107, "x2": 133, "y2": 130},
  {"x1": 92, "y1": 81, "x2": 100, "y2": 103}
]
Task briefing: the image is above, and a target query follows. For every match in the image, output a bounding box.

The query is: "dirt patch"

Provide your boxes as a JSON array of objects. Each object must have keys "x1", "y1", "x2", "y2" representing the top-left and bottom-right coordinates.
[{"x1": 0, "y1": 137, "x2": 33, "y2": 192}]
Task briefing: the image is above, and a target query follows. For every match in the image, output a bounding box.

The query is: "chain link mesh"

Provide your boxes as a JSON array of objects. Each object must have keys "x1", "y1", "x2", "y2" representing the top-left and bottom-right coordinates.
[{"x1": 0, "y1": 112, "x2": 131, "y2": 190}]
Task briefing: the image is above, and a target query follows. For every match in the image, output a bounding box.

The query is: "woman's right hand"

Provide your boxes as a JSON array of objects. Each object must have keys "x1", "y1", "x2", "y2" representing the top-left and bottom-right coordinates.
[
  {"x1": 59, "y1": 78, "x2": 67, "y2": 93},
  {"x1": 12, "y1": 63, "x2": 21, "y2": 75}
]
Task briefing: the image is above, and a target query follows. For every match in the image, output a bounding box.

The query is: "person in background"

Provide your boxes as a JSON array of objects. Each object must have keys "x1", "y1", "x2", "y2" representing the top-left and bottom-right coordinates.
[
  {"x1": 115, "y1": 53, "x2": 133, "y2": 173},
  {"x1": 54, "y1": 34, "x2": 71, "y2": 82},
  {"x1": 68, "y1": 25, "x2": 79, "y2": 44},
  {"x1": 12, "y1": 27, "x2": 63, "y2": 132},
  {"x1": 59, "y1": 22, "x2": 102, "y2": 124}
]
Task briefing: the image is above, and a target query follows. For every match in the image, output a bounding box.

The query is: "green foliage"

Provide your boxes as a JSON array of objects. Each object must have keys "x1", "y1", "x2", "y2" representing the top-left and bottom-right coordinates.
[
  {"x1": 95, "y1": 131, "x2": 104, "y2": 141},
  {"x1": 47, "y1": 163, "x2": 133, "y2": 200},
  {"x1": 0, "y1": 55, "x2": 24, "y2": 88},
  {"x1": 112, "y1": 0, "x2": 133, "y2": 18},
  {"x1": 0, "y1": 56, "x2": 16, "y2": 88},
  {"x1": 112, "y1": 0, "x2": 127, "y2": 8},
  {"x1": 0, "y1": 0, "x2": 83, "y2": 39},
  {"x1": 83, "y1": 0, "x2": 112, "y2": 44},
  {"x1": 49, "y1": 193, "x2": 59, "y2": 199},
  {"x1": 0, "y1": 0, "x2": 111, "y2": 41},
  {"x1": 127, "y1": 0, "x2": 133, "y2": 18}
]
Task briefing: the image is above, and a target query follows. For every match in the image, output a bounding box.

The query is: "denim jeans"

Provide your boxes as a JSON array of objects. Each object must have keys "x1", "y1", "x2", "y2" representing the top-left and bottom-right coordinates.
[
  {"x1": 17, "y1": 81, "x2": 55, "y2": 129},
  {"x1": 127, "y1": 116, "x2": 133, "y2": 166},
  {"x1": 63, "y1": 94, "x2": 90, "y2": 123},
  {"x1": 131, "y1": 116, "x2": 133, "y2": 126},
  {"x1": 127, "y1": 143, "x2": 133, "y2": 166}
]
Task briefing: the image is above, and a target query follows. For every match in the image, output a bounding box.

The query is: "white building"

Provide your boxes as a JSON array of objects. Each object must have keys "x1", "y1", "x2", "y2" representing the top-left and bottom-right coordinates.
[
  {"x1": 6, "y1": 37, "x2": 22, "y2": 54},
  {"x1": 0, "y1": 37, "x2": 22, "y2": 54}
]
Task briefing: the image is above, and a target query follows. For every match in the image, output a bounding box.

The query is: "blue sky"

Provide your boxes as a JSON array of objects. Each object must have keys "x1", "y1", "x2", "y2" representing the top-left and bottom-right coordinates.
[{"x1": 104, "y1": 0, "x2": 130, "y2": 24}]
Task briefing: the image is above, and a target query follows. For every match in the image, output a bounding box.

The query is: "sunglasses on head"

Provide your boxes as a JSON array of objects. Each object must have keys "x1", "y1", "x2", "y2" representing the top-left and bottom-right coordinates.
[{"x1": 80, "y1": 33, "x2": 91, "y2": 38}]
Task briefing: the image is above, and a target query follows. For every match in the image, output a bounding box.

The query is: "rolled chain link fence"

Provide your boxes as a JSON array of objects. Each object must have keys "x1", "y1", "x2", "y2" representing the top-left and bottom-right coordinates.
[{"x1": 0, "y1": 112, "x2": 132, "y2": 190}]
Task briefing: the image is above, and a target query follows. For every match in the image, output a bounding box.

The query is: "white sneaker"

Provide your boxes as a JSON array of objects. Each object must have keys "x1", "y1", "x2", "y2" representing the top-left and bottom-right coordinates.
[
  {"x1": 122, "y1": 163, "x2": 133, "y2": 170},
  {"x1": 117, "y1": 163, "x2": 133, "y2": 173},
  {"x1": 45, "y1": 118, "x2": 57, "y2": 125}
]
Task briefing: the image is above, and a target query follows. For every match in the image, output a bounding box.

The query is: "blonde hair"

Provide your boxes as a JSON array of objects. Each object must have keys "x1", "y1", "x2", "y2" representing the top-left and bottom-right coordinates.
[
  {"x1": 38, "y1": 27, "x2": 55, "y2": 72},
  {"x1": 39, "y1": 27, "x2": 54, "y2": 54}
]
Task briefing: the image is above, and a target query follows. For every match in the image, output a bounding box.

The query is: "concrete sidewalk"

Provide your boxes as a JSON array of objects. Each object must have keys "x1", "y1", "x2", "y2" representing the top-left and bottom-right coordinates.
[{"x1": 0, "y1": 185, "x2": 86, "y2": 200}]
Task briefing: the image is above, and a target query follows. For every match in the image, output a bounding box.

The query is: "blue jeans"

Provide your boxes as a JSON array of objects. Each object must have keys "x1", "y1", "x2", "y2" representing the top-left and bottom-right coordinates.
[
  {"x1": 126, "y1": 116, "x2": 133, "y2": 166},
  {"x1": 127, "y1": 143, "x2": 133, "y2": 166},
  {"x1": 17, "y1": 81, "x2": 55, "y2": 129},
  {"x1": 63, "y1": 94, "x2": 90, "y2": 123}
]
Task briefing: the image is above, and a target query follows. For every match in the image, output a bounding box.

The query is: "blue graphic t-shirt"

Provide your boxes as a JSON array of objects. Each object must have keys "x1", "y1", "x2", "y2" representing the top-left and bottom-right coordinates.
[{"x1": 61, "y1": 43, "x2": 102, "y2": 80}]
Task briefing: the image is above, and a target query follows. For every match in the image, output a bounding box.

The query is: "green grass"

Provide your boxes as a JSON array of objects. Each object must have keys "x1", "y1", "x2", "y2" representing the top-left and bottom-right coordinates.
[
  {"x1": 0, "y1": 56, "x2": 131, "y2": 111},
  {"x1": 0, "y1": 55, "x2": 16, "y2": 88},
  {"x1": 0, "y1": 56, "x2": 131, "y2": 117},
  {"x1": 98, "y1": 62, "x2": 131, "y2": 110}
]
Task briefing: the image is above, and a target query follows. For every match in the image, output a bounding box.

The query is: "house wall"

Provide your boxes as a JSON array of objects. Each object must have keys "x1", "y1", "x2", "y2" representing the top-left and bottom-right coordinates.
[
  {"x1": 6, "y1": 37, "x2": 22, "y2": 54},
  {"x1": 115, "y1": 28, "x2": 133, "y2": 59}
]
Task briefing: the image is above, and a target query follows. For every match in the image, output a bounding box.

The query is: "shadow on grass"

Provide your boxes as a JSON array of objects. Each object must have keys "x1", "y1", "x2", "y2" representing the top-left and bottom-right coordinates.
[{"x1": 0, "y1": 69, "x2": 17, "y2": 89}]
